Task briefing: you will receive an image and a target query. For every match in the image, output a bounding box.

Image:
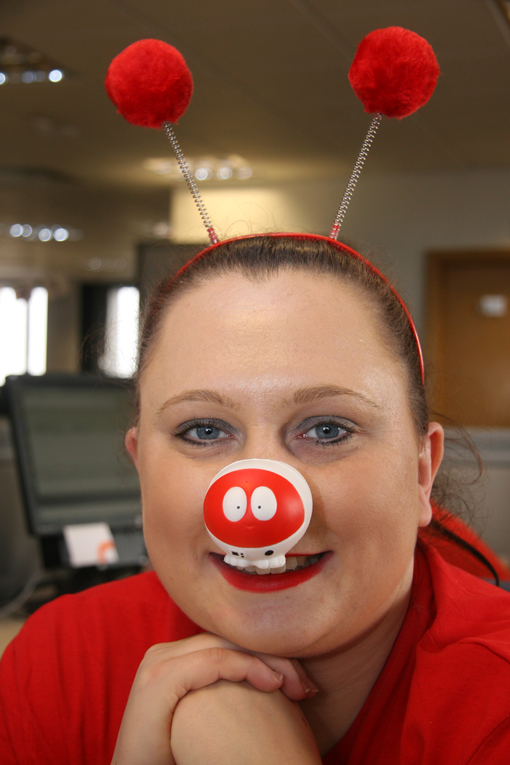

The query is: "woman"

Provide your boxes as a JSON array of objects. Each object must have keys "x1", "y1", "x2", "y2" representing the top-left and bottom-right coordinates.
[{"x1": 2, "y1": 234, "x2": 510, "y2": 764}]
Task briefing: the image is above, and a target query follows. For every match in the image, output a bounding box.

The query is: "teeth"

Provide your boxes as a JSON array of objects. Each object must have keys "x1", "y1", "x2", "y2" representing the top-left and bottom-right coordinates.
[{"x1": 231, "y1": 554, "x2": 323, "y2": 575}]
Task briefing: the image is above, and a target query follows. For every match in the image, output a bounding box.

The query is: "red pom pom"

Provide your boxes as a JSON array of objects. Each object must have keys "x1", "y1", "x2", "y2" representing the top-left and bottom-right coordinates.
[
  {"x1": 349, "y1": 27, "x2": 439, "y2": 119},
  {"x1": 105, "y1": 39, "x2": 193, "y2": 128}
]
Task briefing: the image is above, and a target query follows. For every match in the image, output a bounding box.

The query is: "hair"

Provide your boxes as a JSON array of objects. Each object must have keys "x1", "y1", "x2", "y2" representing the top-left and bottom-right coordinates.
[{"x1": 134, "y1": 233, "x2": 500, "y2": 584}]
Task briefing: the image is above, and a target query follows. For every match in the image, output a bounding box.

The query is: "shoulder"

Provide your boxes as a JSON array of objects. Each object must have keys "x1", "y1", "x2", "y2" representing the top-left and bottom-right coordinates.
[
  {"x1": 0, "y1": 571, "x2": 202, "y2": 765},
  {"x1": 326, "y1": 543, "x2": 510, "y2": 765},
  {"x1": 45, "y1": 569, "x2": 172, "y2": 625},
  {"x1": 420, "y1": 540, "x2": 510, "y2": 653},
  {"x1": 4, "y1": 570, "x2": 201, "y2": 664},
  {"x1": 404, "y1": 543, "x2": 510, "y2": 762}
]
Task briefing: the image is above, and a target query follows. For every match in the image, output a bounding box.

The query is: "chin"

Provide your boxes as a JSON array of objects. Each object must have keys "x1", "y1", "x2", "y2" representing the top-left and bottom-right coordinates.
[{"x1": 210, "y1": 603, "x2": 330, "y2": 657}]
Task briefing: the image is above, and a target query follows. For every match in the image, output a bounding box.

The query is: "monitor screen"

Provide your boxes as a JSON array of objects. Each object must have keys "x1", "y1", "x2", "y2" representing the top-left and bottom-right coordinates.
[{"x1": 5, "y1": 375, "x2": 141, "y2": 536}]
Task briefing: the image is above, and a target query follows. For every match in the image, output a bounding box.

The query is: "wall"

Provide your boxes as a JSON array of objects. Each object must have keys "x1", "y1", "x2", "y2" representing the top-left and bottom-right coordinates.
[
  {"x1": 171, "y1": 167, "x2": 510, "y2": 336},
  {"x1": 46, "y1": 283, "x2": 81, "y2": 372},
  {"x1": 0, "y1": 173, "x2": 167, "y2": 284}
]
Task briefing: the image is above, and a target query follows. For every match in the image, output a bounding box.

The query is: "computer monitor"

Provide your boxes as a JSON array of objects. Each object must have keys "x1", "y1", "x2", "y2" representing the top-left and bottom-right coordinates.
[{"x1": 4, "y1": 373, "x2": 145, "y2": 570}]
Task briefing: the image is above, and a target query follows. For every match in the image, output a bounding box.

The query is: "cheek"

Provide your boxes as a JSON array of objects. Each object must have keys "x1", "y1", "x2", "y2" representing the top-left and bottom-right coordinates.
[
  {"x1": 138, "y1": 457, "x2": 210, "y2": 566},
  {"x1": 316, "y1": 447, "x2": 421, "y2": 550}
]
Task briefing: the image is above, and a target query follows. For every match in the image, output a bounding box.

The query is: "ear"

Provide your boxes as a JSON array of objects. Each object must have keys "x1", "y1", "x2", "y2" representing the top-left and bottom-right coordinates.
[
  {"x1": 417, "y1": 422, "x2": 444, "y2": 528},
  {"x1": 125, "y1": 427, "x2": 140, "y2": 470}
]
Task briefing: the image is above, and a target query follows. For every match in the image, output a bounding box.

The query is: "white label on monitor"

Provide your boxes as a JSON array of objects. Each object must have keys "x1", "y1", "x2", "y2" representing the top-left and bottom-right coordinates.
[{"x1": 63, "y1": 522, "x2": 119, "y2": 568}]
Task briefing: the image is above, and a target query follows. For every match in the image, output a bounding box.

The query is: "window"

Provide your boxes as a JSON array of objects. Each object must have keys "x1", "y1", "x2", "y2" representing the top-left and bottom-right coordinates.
[
  {"x1": 100, "y1": 286, "x2": 140, "y2": 378},
  {"x1": 0, "y1": 286, "x2": 48, "y2": 385}
]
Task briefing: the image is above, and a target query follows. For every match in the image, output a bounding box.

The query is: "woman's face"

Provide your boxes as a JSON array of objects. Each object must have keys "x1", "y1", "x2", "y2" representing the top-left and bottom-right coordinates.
[{"x1": 127, "y1": 270, "x2": 443, "y2": 657}]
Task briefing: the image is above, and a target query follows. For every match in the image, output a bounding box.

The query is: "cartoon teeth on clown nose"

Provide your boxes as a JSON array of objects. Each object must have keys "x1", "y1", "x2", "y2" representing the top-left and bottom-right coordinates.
[{"x1": 204, "y1": 459, "x2": 313, "y2": 571}]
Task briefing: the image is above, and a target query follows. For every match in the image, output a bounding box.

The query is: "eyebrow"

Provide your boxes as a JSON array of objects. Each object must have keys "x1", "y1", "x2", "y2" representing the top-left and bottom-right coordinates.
[
  {"x1": 158, "y1": 385, "x2": 379, "y2": 414},
  {"x1": 291, "y1": 385, "x2": 380, "y2": 409},
  {"x1": 158, "y1": 389, "x2": 240, "y2": 414}
]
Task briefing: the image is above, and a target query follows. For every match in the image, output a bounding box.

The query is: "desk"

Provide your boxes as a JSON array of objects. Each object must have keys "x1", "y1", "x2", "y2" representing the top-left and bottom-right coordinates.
[{"x1": 0, "y1": 618, "x2": 25, "y2": 657}]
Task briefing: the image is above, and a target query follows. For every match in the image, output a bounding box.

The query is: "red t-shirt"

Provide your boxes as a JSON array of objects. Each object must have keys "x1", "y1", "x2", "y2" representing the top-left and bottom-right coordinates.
[{"x1": 1, "y1": 540, "x2": 510, "y2": 764}]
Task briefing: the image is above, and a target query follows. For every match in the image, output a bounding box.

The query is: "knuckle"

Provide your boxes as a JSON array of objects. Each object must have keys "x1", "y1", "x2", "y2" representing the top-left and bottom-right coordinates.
[
  {"x1": 143, "y1": 641, "x2": 176, "y2": 661},
  {"x1": 137, "y1": 659, "x2": 170, "y2": 687},
  {"x1": 203, "y1": 646, "x2": 254, "y2": 672},
  {"x1": 195, "y1": 633, "x2": 225, "y2": 648},
  {"x1": 137, "y1": 645, "x2": 179, "y2": 685},
  {"x1": 204, "y1": 646, "x2": 231, "y2": 664}
]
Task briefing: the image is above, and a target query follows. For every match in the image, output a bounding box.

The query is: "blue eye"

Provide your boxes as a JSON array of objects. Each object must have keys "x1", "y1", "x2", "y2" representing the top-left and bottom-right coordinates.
[
  {"x1": 197, "y1": 426, "x2": 220, "y2": 439},
  {"x1": 301, "y1": 420, "x2": 353, "y2": 445},
  {"x1": 174, "y1": 419, "x2": 232, "y2": 446},
  {"x1": 306, "y1": 424, "x2": 342, "y2": 439},
  {"x1": 189, "y1": 425, "x2": 224, "y2": 440}
]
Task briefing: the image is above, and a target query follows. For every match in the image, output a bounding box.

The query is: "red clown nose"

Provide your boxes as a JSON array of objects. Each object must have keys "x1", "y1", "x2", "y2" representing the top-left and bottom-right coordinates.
[{"x1": 204, "y1": 459, "x2": 313, "y2": 571}]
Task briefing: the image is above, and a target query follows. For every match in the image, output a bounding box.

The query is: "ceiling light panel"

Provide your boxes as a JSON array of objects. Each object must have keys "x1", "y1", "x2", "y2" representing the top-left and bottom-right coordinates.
[
  {"x1": 143, "y1": 155, "x2": 253, "y2": 182},
  {"x1": 0, "y1": 37, "x2": 68, "y2": 85}
]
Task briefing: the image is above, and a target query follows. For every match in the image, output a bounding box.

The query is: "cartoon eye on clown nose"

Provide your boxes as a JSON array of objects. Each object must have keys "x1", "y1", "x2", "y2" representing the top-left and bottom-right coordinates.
[{"x1": 203, "y1": 459, "x2": 313, "y2": 570}]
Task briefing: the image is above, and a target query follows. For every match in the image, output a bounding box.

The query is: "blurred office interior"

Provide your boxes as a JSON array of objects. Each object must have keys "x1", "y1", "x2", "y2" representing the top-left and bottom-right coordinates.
[{"x1": 2, "y1": 0, "x2": 510, "y2": 639}]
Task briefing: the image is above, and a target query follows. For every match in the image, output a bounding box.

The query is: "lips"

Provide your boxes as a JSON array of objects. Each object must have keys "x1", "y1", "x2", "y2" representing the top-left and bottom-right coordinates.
[{"x1": 210, "y1": 551, "x2": 331, "y2": 592}]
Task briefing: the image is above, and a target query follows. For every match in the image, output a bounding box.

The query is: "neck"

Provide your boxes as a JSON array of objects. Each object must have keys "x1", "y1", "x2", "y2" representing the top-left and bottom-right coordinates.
[{"x1": 299, "y1": 560, "x2": 414, "y2": 756}]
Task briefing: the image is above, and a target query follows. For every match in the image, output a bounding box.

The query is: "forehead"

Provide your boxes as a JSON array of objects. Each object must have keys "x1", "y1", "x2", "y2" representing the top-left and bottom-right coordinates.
[{"x1": 142, "y1": 271, "x2": 405, "y2": 403}]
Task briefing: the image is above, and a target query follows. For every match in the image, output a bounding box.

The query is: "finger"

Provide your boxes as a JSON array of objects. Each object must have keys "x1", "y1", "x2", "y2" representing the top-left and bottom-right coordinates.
[
  {"x1": 288, "y1": 658, "x2": 319, "y2": 697},
  {"x1": 185, "y1": 641, "x2": 316, "y2": 700},
  {"x1": 167, "y1": 648, "x2": 284, "y2": 704},
  {"x1": 145, "y1": 633, "x2": 241, "y2": 661},
  {"x1": 250, "y1": 653, "x2": 317, "y2": 700},
  {"x1": 146, "y1": 634, "x2": 316, "y2": 700}
]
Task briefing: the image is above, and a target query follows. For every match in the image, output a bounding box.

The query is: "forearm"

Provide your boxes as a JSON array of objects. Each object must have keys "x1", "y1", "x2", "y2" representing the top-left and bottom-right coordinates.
[{"x1": 171, "y1": 680, "x2": 322, "y2": 765}]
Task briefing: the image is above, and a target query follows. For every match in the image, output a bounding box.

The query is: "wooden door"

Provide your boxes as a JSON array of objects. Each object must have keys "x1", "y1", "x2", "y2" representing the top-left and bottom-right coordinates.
[{"x1": 426, "y1": 251, "x2": 510, "y2": 427}]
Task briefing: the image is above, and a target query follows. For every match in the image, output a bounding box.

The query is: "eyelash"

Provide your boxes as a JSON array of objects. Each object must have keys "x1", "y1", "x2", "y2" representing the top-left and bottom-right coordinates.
[{"x1": 173, "y1": 417, "x2": 356, "y2": 448}]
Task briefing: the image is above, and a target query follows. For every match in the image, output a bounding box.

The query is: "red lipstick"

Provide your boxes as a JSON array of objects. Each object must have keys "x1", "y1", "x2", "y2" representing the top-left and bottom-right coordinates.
[{"x1": 210, "y1": 552, "x2": 331, "y2": 592}]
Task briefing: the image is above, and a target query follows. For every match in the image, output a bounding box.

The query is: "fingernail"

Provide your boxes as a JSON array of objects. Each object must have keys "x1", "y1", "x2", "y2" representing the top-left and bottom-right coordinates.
[
  {"x1": 272, "y1": 671, "x2": 284, "y2": 681},
  {"x1": 305, "y1": 683, "x2": 319, "y2": 694},
  {"x1": 304, "y1": 688, "x2": 318, "y2": 698}
]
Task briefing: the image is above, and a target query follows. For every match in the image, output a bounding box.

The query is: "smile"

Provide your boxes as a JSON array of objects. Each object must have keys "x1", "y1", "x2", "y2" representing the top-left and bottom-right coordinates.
[{"x1": 210, "y1": 551, "x2": 331, "y2": 592}]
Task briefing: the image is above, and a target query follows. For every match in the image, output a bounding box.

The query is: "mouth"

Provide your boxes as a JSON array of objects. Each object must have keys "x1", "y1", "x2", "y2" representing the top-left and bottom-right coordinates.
[{"x1": 210, "y1": 551, "x2": 331, "y2": 592}]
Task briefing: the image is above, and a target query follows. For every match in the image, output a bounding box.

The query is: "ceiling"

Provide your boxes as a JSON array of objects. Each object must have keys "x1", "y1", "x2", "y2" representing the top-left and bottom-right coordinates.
[{"x1": 1, "y1": 0, "x2": 510, "y2": 192}]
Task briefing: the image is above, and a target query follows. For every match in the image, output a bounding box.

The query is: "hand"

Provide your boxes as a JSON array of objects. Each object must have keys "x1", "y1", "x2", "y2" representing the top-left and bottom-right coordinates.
[
  {"x1": 110, "y1": 633, "x2": 317, "y2": 765},
  {"x1": 171, "y1": 680, "x2": 322, "y2": 765}
]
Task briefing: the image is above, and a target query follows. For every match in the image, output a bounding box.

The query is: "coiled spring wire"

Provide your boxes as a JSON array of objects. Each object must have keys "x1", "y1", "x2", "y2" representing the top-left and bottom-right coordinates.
[
  {"x1": 330, "y1": 113, "x2": 383, "y2": 240},
  {"x1": 163, "y1": 122, "x2": 219, "y2": 244}
]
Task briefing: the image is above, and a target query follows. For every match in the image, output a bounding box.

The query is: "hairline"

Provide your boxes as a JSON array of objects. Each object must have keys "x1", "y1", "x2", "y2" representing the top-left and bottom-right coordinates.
[{"x1": 136, "y1": 262, "x2": 414, "y2": 426}]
